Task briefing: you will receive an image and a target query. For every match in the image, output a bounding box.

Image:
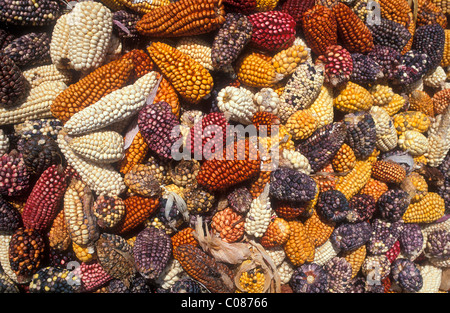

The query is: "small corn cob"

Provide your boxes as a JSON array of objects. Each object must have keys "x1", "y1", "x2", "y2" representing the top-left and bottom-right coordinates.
[
  {"x1": 367, "y1": 219, "x2": 404, "y2": 255},
  {"x1": 284, "y1": 220, "x2": 315, "y2": 266},
  {"x1": 334, "y1": 82, "x2": 374, "y2": 113},
  {"x1": 347, "y1": 193, "x2": 377, "y2": 223},
  {"x1": 344, "y1": 112, "x2": 377, "y2": 159},
  {"x1": 114, "y1": 195, "x2": 159, "y2": 235},
  {"x1": 316, "y1": 189, "x2": 350, "y2": 223},
  {"x1": 211, "y1": 208, "x2": 245, "y2": 243},
  {"x1": 245, "y1": 184, "x2": 274, "y2": 238},
  {"x1": 307, "y1": 86, "x2": 334, "y2": 128},
  {"x1": 432, "y1": 88, "x2": 450, "y2": 116},
  {"x1": 368, "y1": 46, "x2": 402, "y2": 82},
  {"x1": 302, "y1": 5, "x2": 338, "y2": 56},
  {"x1": 370, "y1": 84, "x2": 395, "y2": 107},
  {"x1": 3, "y1": 32, "x2": 50, "y2": 69},
  {"x1": 48, "y1": 210, "x2": 71, "y2": 252},
  {"x1": 0, "y1": 130, "x2": 8, "y2": 156},
  {"x1": 331, "y1": 143, "x2": 356, "y2": 173},
  {"x1": 137, "y1": 0, "x2": 225, "y2": 37},
  {"x1": 148, "y1": 42, "x2": 212, "y2": 104},
  {"x1": 96, "y1": 233, "x2": 136, "y2": 287},
  {"x1": 63, "y1": 178, "x2": 99, "y2": 250},
  {"x1": 0, "y1": 0, "x2": 62, "y2": 26},
  {"x1": 0, "y1": 81, "x2": 66, "y2": 126},
  {"x1": 280, "y1": 149, "x2": 312, "y2": 175},
  {"x1": 174, "y1": 244, "x2": 235, "y2": 293},
  {"x1": 58, "y1": 130, "x2": 126, "y2": 197},
  {"x1": 93, "y1": 195, "x2": 125, "y2": 230},
  {"x1": 350, "y1": 53, "x2": 384, "y2": 85},
  {"x1": 281, "y1": 61, "x2": 325, "y2": 111},
  {"x1": 185, "y1": 186, "x2": 215, "y2": 215},
  {"x1": 426, "y1": 106, "x2": 450, "y2": 167},
  {"x1": 260, "y1": 217, "x2": 290, "y2": 248},
  {"x1": 51, "y1": 56, "x2": 134, "y2": 123},
  {"x1": 333, "y1": 3, "x2": 374, "y2": 54},
  {"x1": 305, "y1": 209, "x2": 335, "y2": 248},
  {"x1": 248, "y1": 11, "x2": 296, "y2": 52},
  {"x1": 119, "y1": 131, "x2": 149, "y2": 175},
  {"x1": 377, "y1": 189, "x2": 410, "y2": 222},
  {"x1": 403, "y1": 192, "x2": 445, "y2": 223},
  {"x1": 236, "y1": 51, "x2": 284, "y2": 88},
  {"x1": 8, "y1": 228, "x2": 46, "y2": 284},
  {"x1": 29, "y1": 266, "x2": 79, "y2": 293},
  {"x1": 408, "y1": 90, "x2": 435, "y2": 118},
  {"x1": 270, "y1": 168, "x2": 317, "y2": 203},
  {"x1": 313, "y1": 239, "x2": 340, "y2": 266},
  {"x1": 335, "y1": 160, "x2": 373, "y2": 200},
  {"x1": 317, "y1": 45, "x2": 353, "y2": 87},
  {"x1": 124, "y1": 164, "x2": 162, "y2": 198},
  {"x1": 398, "y1": 130, "x2": 429, "y2": 156},
  {"x1": 0, "y1": 150, "x2": 30, "y2": 197},
  {"x1": 79, "y1": 261, "x2": 113, "y2": 292},
  {"x1": 0, "y1": 197, "x2": 21, "y2": 233},
  {"x1": 22, "y1": 164, "x2": 67, "y2": 233},
  {"x1": 0, "y1": 54, "x2": 29, "y2": 108},
  {"x1": 290, "y1": 263, "x2": 328, "y2": 293},
  {"x1": 371, "y1": 160, "x2": 406, "y2": 184},
  {"x1": 216, "y1": 86, "x2": 257, "y2": 125},
  {"x1": 237, "y1": 261, "x2": 267, "y2": 293},
  {"x1": 382, "y1": 93, "x2": 407, "y2": 116}
]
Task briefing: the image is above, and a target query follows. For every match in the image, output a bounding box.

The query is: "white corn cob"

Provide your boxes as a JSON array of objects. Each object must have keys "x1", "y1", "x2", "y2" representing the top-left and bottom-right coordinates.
[
  {"x1": 176, "y1": 37, "x2": 214, "y2": 71},
  {"x1": 245, "y1": 184, "x2": 274, "y2": 238},
  {"x1": 102, "y1": 34, "x2": 123, "y2": 66},
  {"x1": 0, "y1": 232, "x2": 18, "y2": 283},
  {"x1": 369, "y1": 106, "x2": 398, "y2": 152},
  {"x1": 67, "y1": 130, "x2": 125, "y2": 164},
  {"x1": 155, "y1": 259, "x2": 185, "y2": 290},
  {"x1": 0, "y1": 81, "x2": 67, "y2": 126},
  {"x1": 423, "y1": 66, "x2": 447, "y2": 89},
  {"x1": 281, "y1": 149, "x2": 311, "y2": 175},
  {"x1": 254, "y1": 88, "x2": 280, "y2": 116},
  {"x1": 313, "y1": 239, "x2": 340, "y2": 266},
  {"x1": 58, "y1": 130, "x2": 126, "y2": 196},
  {"x1": 0, "y1": 129, "x2": 9, "y2": 156},
  {"x1": 50, "y1": 13, "x2": 71, "y2": 69},
  {"x1": 216, "y1": 86, "x2": 257, "y2": 125},
  {"x1": 63, "y1": 71, "x2": 159, "y2": 135},
  {"x1": 277, "y1": 260, "x2": 295, "y2": 284},
  {"x1": 418, "y1": 263, "x2": 442, "y2": 293},
  {"x1": 398, "y1": 130, "x2": 429, "y2": 156},
  {"x1": 307, "y1": 85, "x2": 334, "y2": 128},
  {"x1": 265, "y1": 246, "x2": 286, "y2": 267},
  {"x1": 425, "y1": 106, "x2": 450, "y2": 167},
  {"x1": 22, "y1": 64, "x2": 72, "y2": 89}
]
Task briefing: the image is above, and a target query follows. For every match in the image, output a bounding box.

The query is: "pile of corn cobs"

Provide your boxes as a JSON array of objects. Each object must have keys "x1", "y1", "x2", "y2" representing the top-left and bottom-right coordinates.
[{"x1": 0, "y1": 0, "x2": 450, "y2": 293}]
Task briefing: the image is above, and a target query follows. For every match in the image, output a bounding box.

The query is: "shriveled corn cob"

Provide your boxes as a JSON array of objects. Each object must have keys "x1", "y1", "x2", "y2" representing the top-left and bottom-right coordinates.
[
  {"x1": 58, "y1": 130, "x2": 126, "y2": 197},
  {"x1": 236, "y1": 51, "x2": 284, "y2": 88},
  {"x1": 423, "y1": 66, "x2": 447, "y2": 89},
  {"x1": 0, "y1": 81, "x2": 67, "y2": 126},
  {"x1": 284, "y1": 220, "x2": 315, "y2": 266},
  {"x1": 398, "y1": 130, "x2": 429, "y2": 156},
  {"x1": 63, "y1": 71, "x2": 158, "y2": 136},
  {"x1": 334, "y1": 82, "x2": 374, "y2": 113},
  {"x1": 335, "y1": 160, "x2": 373, "y2": 200},
  {"x1": 136, "y1": 0, "x2": 225, "y2": 37},
  {"x1": 425, "y1": 106, "x2": 450, "y2": 167}
]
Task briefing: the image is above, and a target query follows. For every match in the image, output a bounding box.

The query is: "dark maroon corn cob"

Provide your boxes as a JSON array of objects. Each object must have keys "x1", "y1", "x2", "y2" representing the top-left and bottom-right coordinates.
[
  {"x1": 269, "y1": 167, "x2": 317, "y2": 203},
  {"x1": 138, "y1": 101, "x2": 181, "y2": 160},
  {"x1": 0, "y1": 196, "x2": 22, "y2": 233},
  {"x1": 367, "y1": 45, "x2": 402, "y2": 81},
  {"x1": 390, "y1": 258, "x2": 423, "y2": 292},
  {"x1": 0, "y1": 150, "x2": 30, "y2": 197},
  {"x1": 324, "y1": 257, "x2": 353, "y2": 293},
  {"x1": 8, "y1": 227, "x2": 46, "y2": 284},
  {"x1": 376, "y1": 189, "x2": 410, "y2": 222},
  {"x1": 296, "y1": 122, "x2": 347, "y2": 173},
  {"x1": 316, "y1": 189, "x2": 350, "y2": 223},
  {"x1": 0, "y1": 53, "x2": 29, "y2": 108},
  {"x1": 344, "y1": 111, "x2": 377, "y2": 159},
  {"x1": 411, "y1": 23, "x2": 445, "y2": 73},
  {"x1": 227, "y1": 186, "x2": 253, "y2": 214},
  {"x1": 0, "y1": 28, "x2": 15, "y2": 50},
  {"x1": 3, "y1": 32, "x2": 51, "y2": 69},
  {"x1": 19, "y1": 134, "x2": 61, "y2": 175},
  {"x1": 347, "y1": 194, "x2": 377, "y2": 223},
  {"x1": 0, "y1": 0, "x2": 63, "y2": 26},
  {"x1": 133, "y1": 227, "x2": 172, "y2": 280},
  {"x1": 22, "y1": 164, "x2": 67, "y2": 233},
  {"x1": 222, "y1": 0, "x2": 257, "y2": 14},
  {"x1": 367, "y1": 18, "x2": 411, "y2": 53},
  {"x1": 289, "y1": 263, "x2": 328, "y2": 293},
  {"x1": 330, "y1": 221, "x2": 372, "y2": 251},
  {"x1": 350, "y1": 53, "x2": 383, "y2": 85},
  {"x1": 367, "y1": 219, "x2": 404, "y2": 255}
]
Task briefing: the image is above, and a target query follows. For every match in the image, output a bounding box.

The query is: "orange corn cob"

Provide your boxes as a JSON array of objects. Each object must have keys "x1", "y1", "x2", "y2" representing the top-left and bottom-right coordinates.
[
  {"x1": 114, "y1": 195, "x2": 160, "y2": 235},
  {"x1": 284, "y1": 220, "x2": 315, "y2": 266}
]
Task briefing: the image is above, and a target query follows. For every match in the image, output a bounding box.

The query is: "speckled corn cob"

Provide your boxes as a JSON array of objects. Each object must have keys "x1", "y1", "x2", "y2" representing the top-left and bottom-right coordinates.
[
  {"x1": 124, "y1": 164, "x2": 162, "y2": 198},
  {"x1": 302, "y1": 5, "x2": 338, "y2": 56},
  {"x1": 22, "y1": 164, "x2": 67, "y2": 233},
  {"x1": 58, "y1": 130, "x2": 126, "y2": 197},
  {"x1": 48, "y1": 210, "x2": 71, "y2": 252},
  {"x1": 148, "y1": 42, "x2": 212, "y2": 104},
  {"x1": 281, "y1": 61, "x2": 325, "y2": 111},
  {"x1": 63, "y1": 178, "x2": 99, "y2": 251},
  {"x1": 114, "y1": 195, "x2": 160, "y2": 235},
  {"x1": 174, "y1": 244, "x2": 235, "y2": 293},
  {"x1": 334, "y1": 82, "x2": 374, "y2": 113},
  {"x1": 0, "y1": 0, "x2": 62, "y2": 26},
  {"x1": 393, "y1": 111, "x2": 431, "y2": 135},
  {"x1": 8, "y1": 228, "x2": 45, "y2": 284},
  {"x1": 3, "y1": 32, "x2": 50, "y2": 69},
  {"x1": 344, "y1": 112, "x2": 377, "y2": 159},
  {"x1": 325, "y1": 257, "x2": 353, "y2": 293},
  {"x1": 0, "y1": 81, "x2": 66, "y2": 126},
  {"x1": 216, "y1": 86, "x2": 257, "y2": 125},
  {"x1": 350, "y1": 53, "x2": 383, "y2": 85},
  {"x1": 284, "y1": 220, "x2": 315, "y2": 266},
  {"x1": 51, "y1": 2, "x2": 113, "y2": 72},
  {"x1": 136, "y1": 0, "x2": 225, "y2": 37},
  {"x1": 403, "y1": 192, "x2": 445, "y2": 223},
  {"x1": 0, "y1": 150, "x2": 30, "y2": 197},
  {"x1": 245, "y1": 184, "x2": 273, "y2": 238},
  {"x1": 51, "y1": 56, "x2": 134, "y2": 123},
  {"x1": 96, "y1": 233, "x2": 136, "y2": 287},
  {"x1": 63, "y1": 71, "x2": 158, "y2": 136},
  {"x1": 335, "y1": 160, "x2": 373, "y2": 200},
  {"x1": 333, "y1": 3, "x2": 374, "y2": 54},
  {"x1": 236, "y1": 51, "x2": 284, "y2": 88}
]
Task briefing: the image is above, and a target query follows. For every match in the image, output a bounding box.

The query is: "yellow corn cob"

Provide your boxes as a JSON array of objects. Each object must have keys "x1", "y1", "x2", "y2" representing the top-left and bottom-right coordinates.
[
  {"x1": 440, "y1": 29, "x2": 450, "y2": 67},
  {"x1": 381, "y1": 93, "x2": 406, "y2": 116},
  {"x1": 118, "y1": 0, "x2": 171, "y2": 14},
  {"x1": 256, "y1": 0, "x2": 279, "y2": 11},
  {"x1": 398, "y1": 130, "x2": 429, "y2": 156},
  {"x1": 307, "y1": 85, "x2": 334, "y2": 128},
  {"x1": 341, "y1": 245, "x2": 367, "y2": 278},
  {"x1": 335, "y1": 160, "x2": 373, "y2": 200},
  {"x1": 304, "y1": 210, "x2": 335, "y2": 248},
  {"x1": 147, "y1": 42, "x2": 213, "y2": 104},
  {"x1": 369, "y1": 106, "x2": 398, "y2": 152},
  {"x1": 370, "y1": 84, "x2": 395, "y2": 107},
  {"x1": 100, "y1": 0, "x2": 127, "y2": 11},
  {"x1": 271, "y1": 44, "x2": 308, "y2": 76},
  {"x1": 285, "y1": 109, "x2": 318, "y2": 140},
  {"x1": 236, "y1": 52, "x2": 284, "y2": 88},
  {"x1": 403, "y1": 192, "x2": 445, "y2": 224},
  {"x1": 284, "y1": 220, "x2": 315, "y2": 266},
  {"x1": 331, "y1": 143, "x2": 356, "y2": 173},
  {"x1": 393, "y1": 111, "x2": 431, "y2": 135},
  {"x1": 72, "y1": 242, "x2": 96, "y2": 263},
  {"x1": 334, "y1": 82, "x2": 373, "y2": 113},
  {"x1": 402, "y1": 172, "x2": 428, "y2": 203},
  {"x1": 237, "y1": 261, "x2": 266, "y2": 293}
]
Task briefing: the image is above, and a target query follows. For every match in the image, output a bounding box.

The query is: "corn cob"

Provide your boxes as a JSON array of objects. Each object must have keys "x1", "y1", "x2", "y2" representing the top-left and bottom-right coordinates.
[
  {"x1": 260, "y1": 217, "x2": 290, "y2": 248},
  {"x1": 51, "y1": 56, "x2": 134, "y2": 123},
  {"x1": 350, "y1": 53, "x2": 384, "y2": 85},
  {"x1": 302, "y1": 5, "x2": 338, "y2": 56},
  {"x1": 0, "y1": 130, "x2": 8, "y2": 157},
  {"x1": 382, "y1": 93, "x2": 407, "y2": 116},
  {"x1": 63, "y1": 71, "x2": 158, "y2": 136},
  {"x1": 0, "y1": 271, "x2": 19, "y2": 293},
  {"x1": 119, "y1": 131, "x2": 148, "y2": 175},
  {"x1": 280, "y1": 149, "x2": 312, "y2": 175},
  {"x1": 0, "y1": 150, "x2": 30, "y2": 197},
  {"x1": 390, "y1": 258, "x2": 423, "y2": 292},
  {"x1": 290, "y1": 263, "x2": 328, "y2": 293},
  {"x1": 58, "y1": 130, "x2": 126, "y2": 197},
  {"x1": 136, "y1": 0, "x2": 225, "y2": 37},
  {"x1": 408, "y1": 90, "x2": 435, "y2": 118},
  {"x1": 245, "y1": 184, "x2": 273, "y2": 238},
  {"x1": 176, "y1": 37, "x2": 214, "y2": 72},
  {"x1": 280, "y1": 0, "x2": 315, "y2": 26},
  {"x1": 403, "y1": 192, "x2": 445, "y2": 223},
  {"x1": 3, "y1": 32, "x2": 51, "y2": 69},
  {"x1": 432, "y1": 88, "x2": 450, "y2": 116},
  {"x1": 398, "y1": 130, "x2": 429, "y2": 156},
  {"x1": 249, "y1": 171, "x2": 271, "y2": 199},
  {"x1": 417, "y1": 264, "x2": 442, "y2": 293},
  {"x1": 305, "y1": 209, "x2": 335, "y2": 248},
  {"x1": 96, "y1": 233, "x2": 136, "y2": 287},
  {"x1": 0, "y1": 81, "x2": 66, "y2": 126},
  {"x1": 155, "y1": 259, "x2": 184, "y2": 290},
  {"x1": 0, "y1": 54, "x2": 29, "y2": 108},
  {"x1": 21, "y1": 164, "x2": 67, "y2": 233},
  {"x1": 426, "y1": 105, "x2": 450, "y2": 167},
  {"x1": 313, "y1": 239, "x2": 340, "y2": 266},
  {"x1": 347, "y1": 193, "x2": 377, "y2": 223},
  {"x1": 393, "y1": 111, "x2": 431, "y2": 136},
  {"x1": 333, "y1": 3, "x2": 374, "y2": 54},
  {"x1": 412, "y1": 24, "x2": 445, "y2": 73},
  {"x1": 211, "y1": 208, "x2": 245, "y2": 243},
  {"x1": 330, "y1": 221, "x2": 372, "y2": 252},
  {"x1": 344, "y1": 112, "x2": 377, "y2": 159},
  {"x1": 331, "y1": 143, "x2": 356, "y2": 173},
  {"x1": 236, "y1": 51, "x2": 284, "y2": 88},
  {"x1": 334, "y1": 82, "x2": 374, "y2": 113},
  {"x1": 248, "y1": 11, "x2": 296, "y2": 52},
  {"x1": 284, "y1": 220, "x2": 315, "y2": 266},
  {"x1": 285, "y1": 110, "x2": 318, "y2": 141},
  {"x1": 0, "y1": 0, "x2": 62, "y2": 26},
  {"x1": 0, "y1": 197, "x2": 21, "y2": 234},
  {"x1": 367, "y1": 18, "x2": 412, "y2": 53},
  {"x1": 8, "y1": 228, "x2": 46, "y2": 284},
  {"x1": 398, "y1": 223, "x2": 425, "y2": 260},
  {"x1": 371, "y1": 160, "x2": 406, "y2": 184},
  {"x1": 118, "y1": 0, "x2": 171, "y2": 14},
  {"x1": 335, "y1": 160, "x2": 373, "y2": 200},
  {"x1": 216, "y1": 86, "x2": 257, "y2": 125},
  {"x1": 223, "y1": 0, "x2": 257, "y2": 14},
  {"x1": 48, "y1": 210, "x2": 71, "y2": 252},
  {"x1": 78, "y1": 261, "x2": 113, "y2": 292},
  {"x1": 124, "y1": 164, "x2": 162, "y2": 198},
  {"x1": 174, "y1": 244, "x2": 235, "y2": 293},
  {"x1": 271, "y1": 44, "x2": 309, "y2": 76},
  {"x1": 307, "y1": 86, "x2": 334, "y2": 128},
  {"x1": 325, "y1": 257, "x2": 353, "y2": 293},
  {"x1": 423, "y1": 66, "x2": 447, "y2": 89},
  {"x1": 114, "y1": 195, "x2": 159, "y2": 235},
  {"x1": 22, "y1": 64, "x2": 71, "y2": 90}
]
